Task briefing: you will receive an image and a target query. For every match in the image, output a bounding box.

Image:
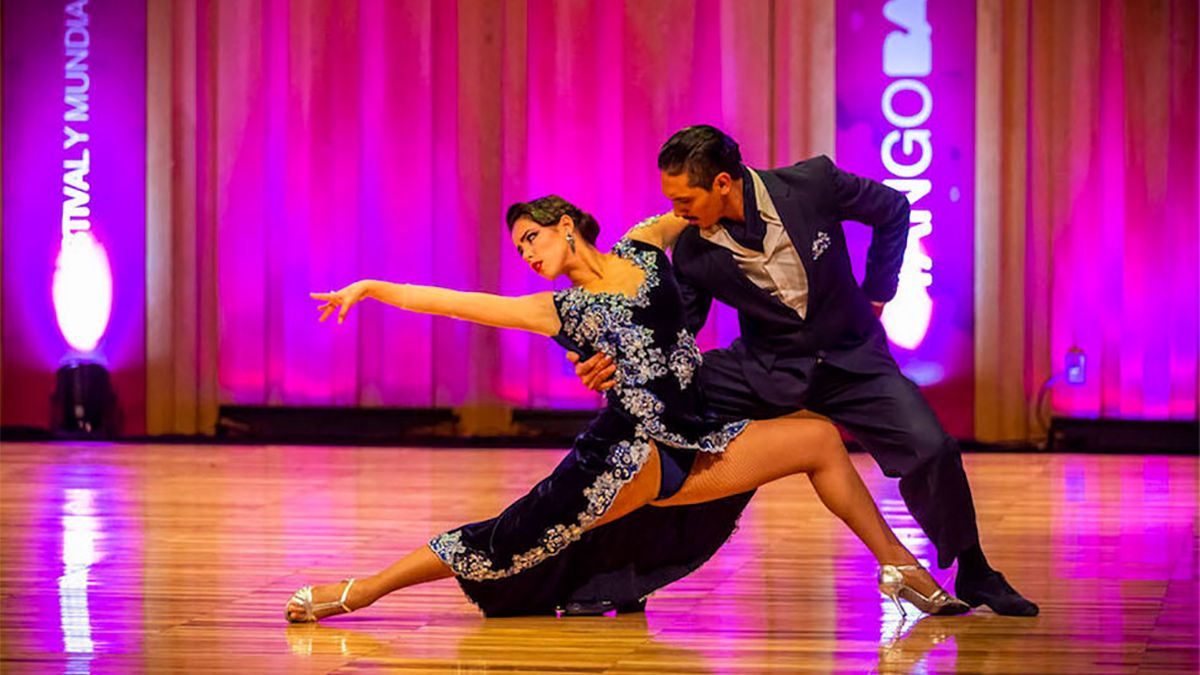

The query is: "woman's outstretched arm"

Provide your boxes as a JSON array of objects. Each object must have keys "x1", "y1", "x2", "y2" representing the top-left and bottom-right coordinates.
[{"x1": 311, "y1": 281, "x2": 561, "y2": 336}]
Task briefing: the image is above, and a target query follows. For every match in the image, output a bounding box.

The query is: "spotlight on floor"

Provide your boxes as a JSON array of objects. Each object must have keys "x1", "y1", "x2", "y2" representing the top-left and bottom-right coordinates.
[{"x1": 52, "y1": 361, "x2": 116, "y2": 437}]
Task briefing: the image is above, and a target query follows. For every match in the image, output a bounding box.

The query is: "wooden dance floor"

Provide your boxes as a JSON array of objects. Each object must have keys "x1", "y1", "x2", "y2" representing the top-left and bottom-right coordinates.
[{"x1": 0, "y1": 442, "x2": 1195, "y2": 674}]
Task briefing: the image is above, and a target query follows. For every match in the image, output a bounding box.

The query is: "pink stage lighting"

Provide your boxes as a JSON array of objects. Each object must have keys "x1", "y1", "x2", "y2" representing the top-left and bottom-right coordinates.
[
  {"x1": 52, "y1": 230, "x2": 113, "y2": 353},
  {"x1": 881, "y1": 234, "x2": 934, "y2": 351}
]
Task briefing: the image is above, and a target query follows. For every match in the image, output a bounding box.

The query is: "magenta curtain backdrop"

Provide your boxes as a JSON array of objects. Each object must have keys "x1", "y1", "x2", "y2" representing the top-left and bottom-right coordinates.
[
  {"x1": 157, "y1": 0, "x2": 835, "y2": 416},
  {"x1": 1025, "y1": 0, "x2": 1198, "y2": 422},
  {"x1": 3, "y1": 0, "x2": 1194, "y2": 436},
  {"x1": 146, "y1": 0, "x2": 1196, "y2": 434}
]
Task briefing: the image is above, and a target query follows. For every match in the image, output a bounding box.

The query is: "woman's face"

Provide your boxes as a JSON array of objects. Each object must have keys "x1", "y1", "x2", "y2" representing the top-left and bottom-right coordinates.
[{"x1": 511, "y1": 216, "x2": 572, "y2": 280}]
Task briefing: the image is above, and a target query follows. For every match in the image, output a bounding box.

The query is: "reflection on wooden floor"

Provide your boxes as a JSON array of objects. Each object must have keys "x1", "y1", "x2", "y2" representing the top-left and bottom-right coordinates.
[{"x1": 0, "y1": 443, "x2": 1195, "y2": 674}]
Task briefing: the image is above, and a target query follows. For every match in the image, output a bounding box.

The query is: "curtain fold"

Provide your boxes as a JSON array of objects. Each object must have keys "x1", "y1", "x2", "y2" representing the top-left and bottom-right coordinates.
[{"x1": 146, "y1": 0, "x2": 220, "y2": 435}]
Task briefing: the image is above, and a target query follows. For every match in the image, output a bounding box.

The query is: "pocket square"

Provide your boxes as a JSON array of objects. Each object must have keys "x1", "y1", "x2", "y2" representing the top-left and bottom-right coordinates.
[{"x1": 812, "y1": 231, "x2": 831, "y2": 260}]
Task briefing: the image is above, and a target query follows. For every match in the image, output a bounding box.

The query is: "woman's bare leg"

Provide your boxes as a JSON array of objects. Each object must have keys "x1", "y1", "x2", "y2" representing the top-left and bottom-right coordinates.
[
  {"x1": 287, "y1": 446, "x2": 664, "y2": 621},
  {"x1": 653, "y1": 418, "x2": 941, "y2": 596},
  {"x1": 286, "y1": 546, "x2": 453, "y2": 622}
]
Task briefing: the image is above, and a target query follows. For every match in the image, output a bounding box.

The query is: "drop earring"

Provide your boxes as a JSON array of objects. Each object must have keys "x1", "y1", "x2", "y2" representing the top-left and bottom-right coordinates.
[{"x1": 565, "y1": 232, "x2": 576, "y2": 254}]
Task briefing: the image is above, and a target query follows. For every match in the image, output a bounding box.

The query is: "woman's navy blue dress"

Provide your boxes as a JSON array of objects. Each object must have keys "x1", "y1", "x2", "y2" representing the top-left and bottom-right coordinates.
[{"x1": 429, "y1": 233, "x2": 753, "y2": 616}]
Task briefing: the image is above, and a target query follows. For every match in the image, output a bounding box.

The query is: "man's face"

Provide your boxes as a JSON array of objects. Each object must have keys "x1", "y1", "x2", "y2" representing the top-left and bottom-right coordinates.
[{"x1": 660, "y1": 170, "x2": 731, "y2": 233}]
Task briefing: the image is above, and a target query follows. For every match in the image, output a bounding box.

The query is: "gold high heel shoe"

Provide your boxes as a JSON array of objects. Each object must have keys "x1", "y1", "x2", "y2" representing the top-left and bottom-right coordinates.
[
  {"x1": 286, "y1": 578, "x2": 358, "y2": 623},
  {"x1": 878, "y1": 565, "x2": 970, "y2": 618}
]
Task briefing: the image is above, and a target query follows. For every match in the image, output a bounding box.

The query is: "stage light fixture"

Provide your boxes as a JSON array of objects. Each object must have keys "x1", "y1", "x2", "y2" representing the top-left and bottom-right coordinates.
[{"x1": 51, "y1": 360, "x2": 116, "y2": 437}]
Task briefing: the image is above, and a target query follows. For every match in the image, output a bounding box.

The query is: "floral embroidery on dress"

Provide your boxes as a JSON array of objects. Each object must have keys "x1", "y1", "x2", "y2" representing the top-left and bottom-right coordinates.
[
  {"x1": 617, "y1": 387, "x2": 665, "y2": 419},
  {"x1": 554, "y1": 237, "x2": 667, "y2": 389},
  {"x1": 553, "y1": 239, "x2": 655, "y2": 331},
  {"x1": 625, "y1": 214, "x2": 663, "y2": 237},
  {"x1": 552, "y1": 237, "x2": 658, "y2": 315},
  {"x1": 608, "y1": 238, "x2": 660, "y2": 308},
  {"x1": 555, "y1": 293, "x2": 666, "y2": 388},
  {"x1": 431, "y1": 236, "x2": 755, "y2": 586},
  {"x1": 668, "y1": 329, "x2": 702, "y2": 389},
  {"x1": 641, "y1": 417, "x2": 749, "y2": 454},
  {"x1": 429, "y1": 434, "x2": 652, "y2": 581},
  {"x1": 553, "y1": 239, "x2": 748, "y2": 455},
  {"x1": 697, "y1": 419, "x2": 749, "y2": 452},
  {"x1": 613, "y1": 326, "x2": 666, "y2": 386},
  {"x1": 577, "y1": 302, "x2": 630, "y2": 342}
]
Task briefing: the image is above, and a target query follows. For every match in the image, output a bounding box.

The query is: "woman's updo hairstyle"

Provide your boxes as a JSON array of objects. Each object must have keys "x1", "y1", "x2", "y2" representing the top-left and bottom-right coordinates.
[{"x1": 505, "y1": 195, "x2": 600, "y2": 246}]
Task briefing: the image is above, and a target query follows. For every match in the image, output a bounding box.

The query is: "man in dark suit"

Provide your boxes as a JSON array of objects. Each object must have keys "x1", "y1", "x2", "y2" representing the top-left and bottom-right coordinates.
[{"x1": 573, "y1": 125, "x2": 1037, "y2": 616}]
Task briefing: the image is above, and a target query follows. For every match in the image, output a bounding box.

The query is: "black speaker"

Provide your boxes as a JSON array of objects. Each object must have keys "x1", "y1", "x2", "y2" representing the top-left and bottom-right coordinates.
[{"x1": 51, "y1": 361, "x2": 116, "y2": 437}]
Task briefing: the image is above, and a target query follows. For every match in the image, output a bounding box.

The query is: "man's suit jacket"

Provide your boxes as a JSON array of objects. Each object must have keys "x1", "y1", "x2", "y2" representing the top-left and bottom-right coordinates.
[{"x1": 672, "y1": 156, "x2": 910, "y2": 402}]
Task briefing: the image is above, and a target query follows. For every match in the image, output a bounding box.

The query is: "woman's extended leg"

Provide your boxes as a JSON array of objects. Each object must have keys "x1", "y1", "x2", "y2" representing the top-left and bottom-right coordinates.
[
  {"x1": 286, "y1": 447, "x2": 665, "y2": 622},
  {"x1": 653, "y1": 417, "x2": 947, "y2": 601}
]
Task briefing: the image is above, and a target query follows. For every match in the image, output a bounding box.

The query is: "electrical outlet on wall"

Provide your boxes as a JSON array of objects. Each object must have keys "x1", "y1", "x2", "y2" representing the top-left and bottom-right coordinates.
[{"x1": 1065, "y1": 347, "x2": 1086, "y2": 385}]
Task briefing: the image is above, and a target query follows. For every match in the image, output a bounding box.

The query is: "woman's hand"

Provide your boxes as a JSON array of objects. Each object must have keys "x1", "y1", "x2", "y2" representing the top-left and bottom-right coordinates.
[{"x1": 310, "y1": 280, "x2": 375, "y2": 324}]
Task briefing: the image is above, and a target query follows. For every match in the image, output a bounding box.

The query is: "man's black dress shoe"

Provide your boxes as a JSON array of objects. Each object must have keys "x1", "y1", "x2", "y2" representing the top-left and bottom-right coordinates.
[{"x1": 955, "y1": 571, "x2": 1039, "y2": 616}]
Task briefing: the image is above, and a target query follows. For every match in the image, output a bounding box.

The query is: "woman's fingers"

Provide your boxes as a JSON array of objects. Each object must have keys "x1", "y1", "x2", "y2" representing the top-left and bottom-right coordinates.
[
  {"x1": 311, "y1": 293, "x2": 343, "y2": 309},
  {"x1": 313, "y1": 291, "x2": 345, "y2": 323},
  {"x1": 337, "y1": 297, "x2": 355, "y2": 324}
]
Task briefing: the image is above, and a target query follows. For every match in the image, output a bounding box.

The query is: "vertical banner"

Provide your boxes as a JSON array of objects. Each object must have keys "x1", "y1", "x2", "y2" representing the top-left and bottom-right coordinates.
[
  {"x1": 2, "y1": 0, "x2": 147, "y2": 432},
  {"x1": 836, "y1": 0, "x2": 975, "y2": 437}
]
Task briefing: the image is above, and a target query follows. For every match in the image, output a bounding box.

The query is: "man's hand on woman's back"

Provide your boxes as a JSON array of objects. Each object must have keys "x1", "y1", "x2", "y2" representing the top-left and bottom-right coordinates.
[{"x1": 567, "y1": 352, "x2": 618, "y2": 392}]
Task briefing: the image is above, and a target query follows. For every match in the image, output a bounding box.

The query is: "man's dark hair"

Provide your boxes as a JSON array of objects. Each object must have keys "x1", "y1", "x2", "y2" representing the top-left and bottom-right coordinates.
[
  {"x1": 505, "y1": 195, "x2": 600, "y2": 245},
  {"x1": 657, "y1": 125, "x2": 743, "y2": 190}
]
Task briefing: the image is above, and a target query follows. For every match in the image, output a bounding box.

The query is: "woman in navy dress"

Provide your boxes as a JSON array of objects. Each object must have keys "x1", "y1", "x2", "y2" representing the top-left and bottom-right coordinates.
[{"x1": 287, "y1": 196, "x2": 967, "y2": 621}]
